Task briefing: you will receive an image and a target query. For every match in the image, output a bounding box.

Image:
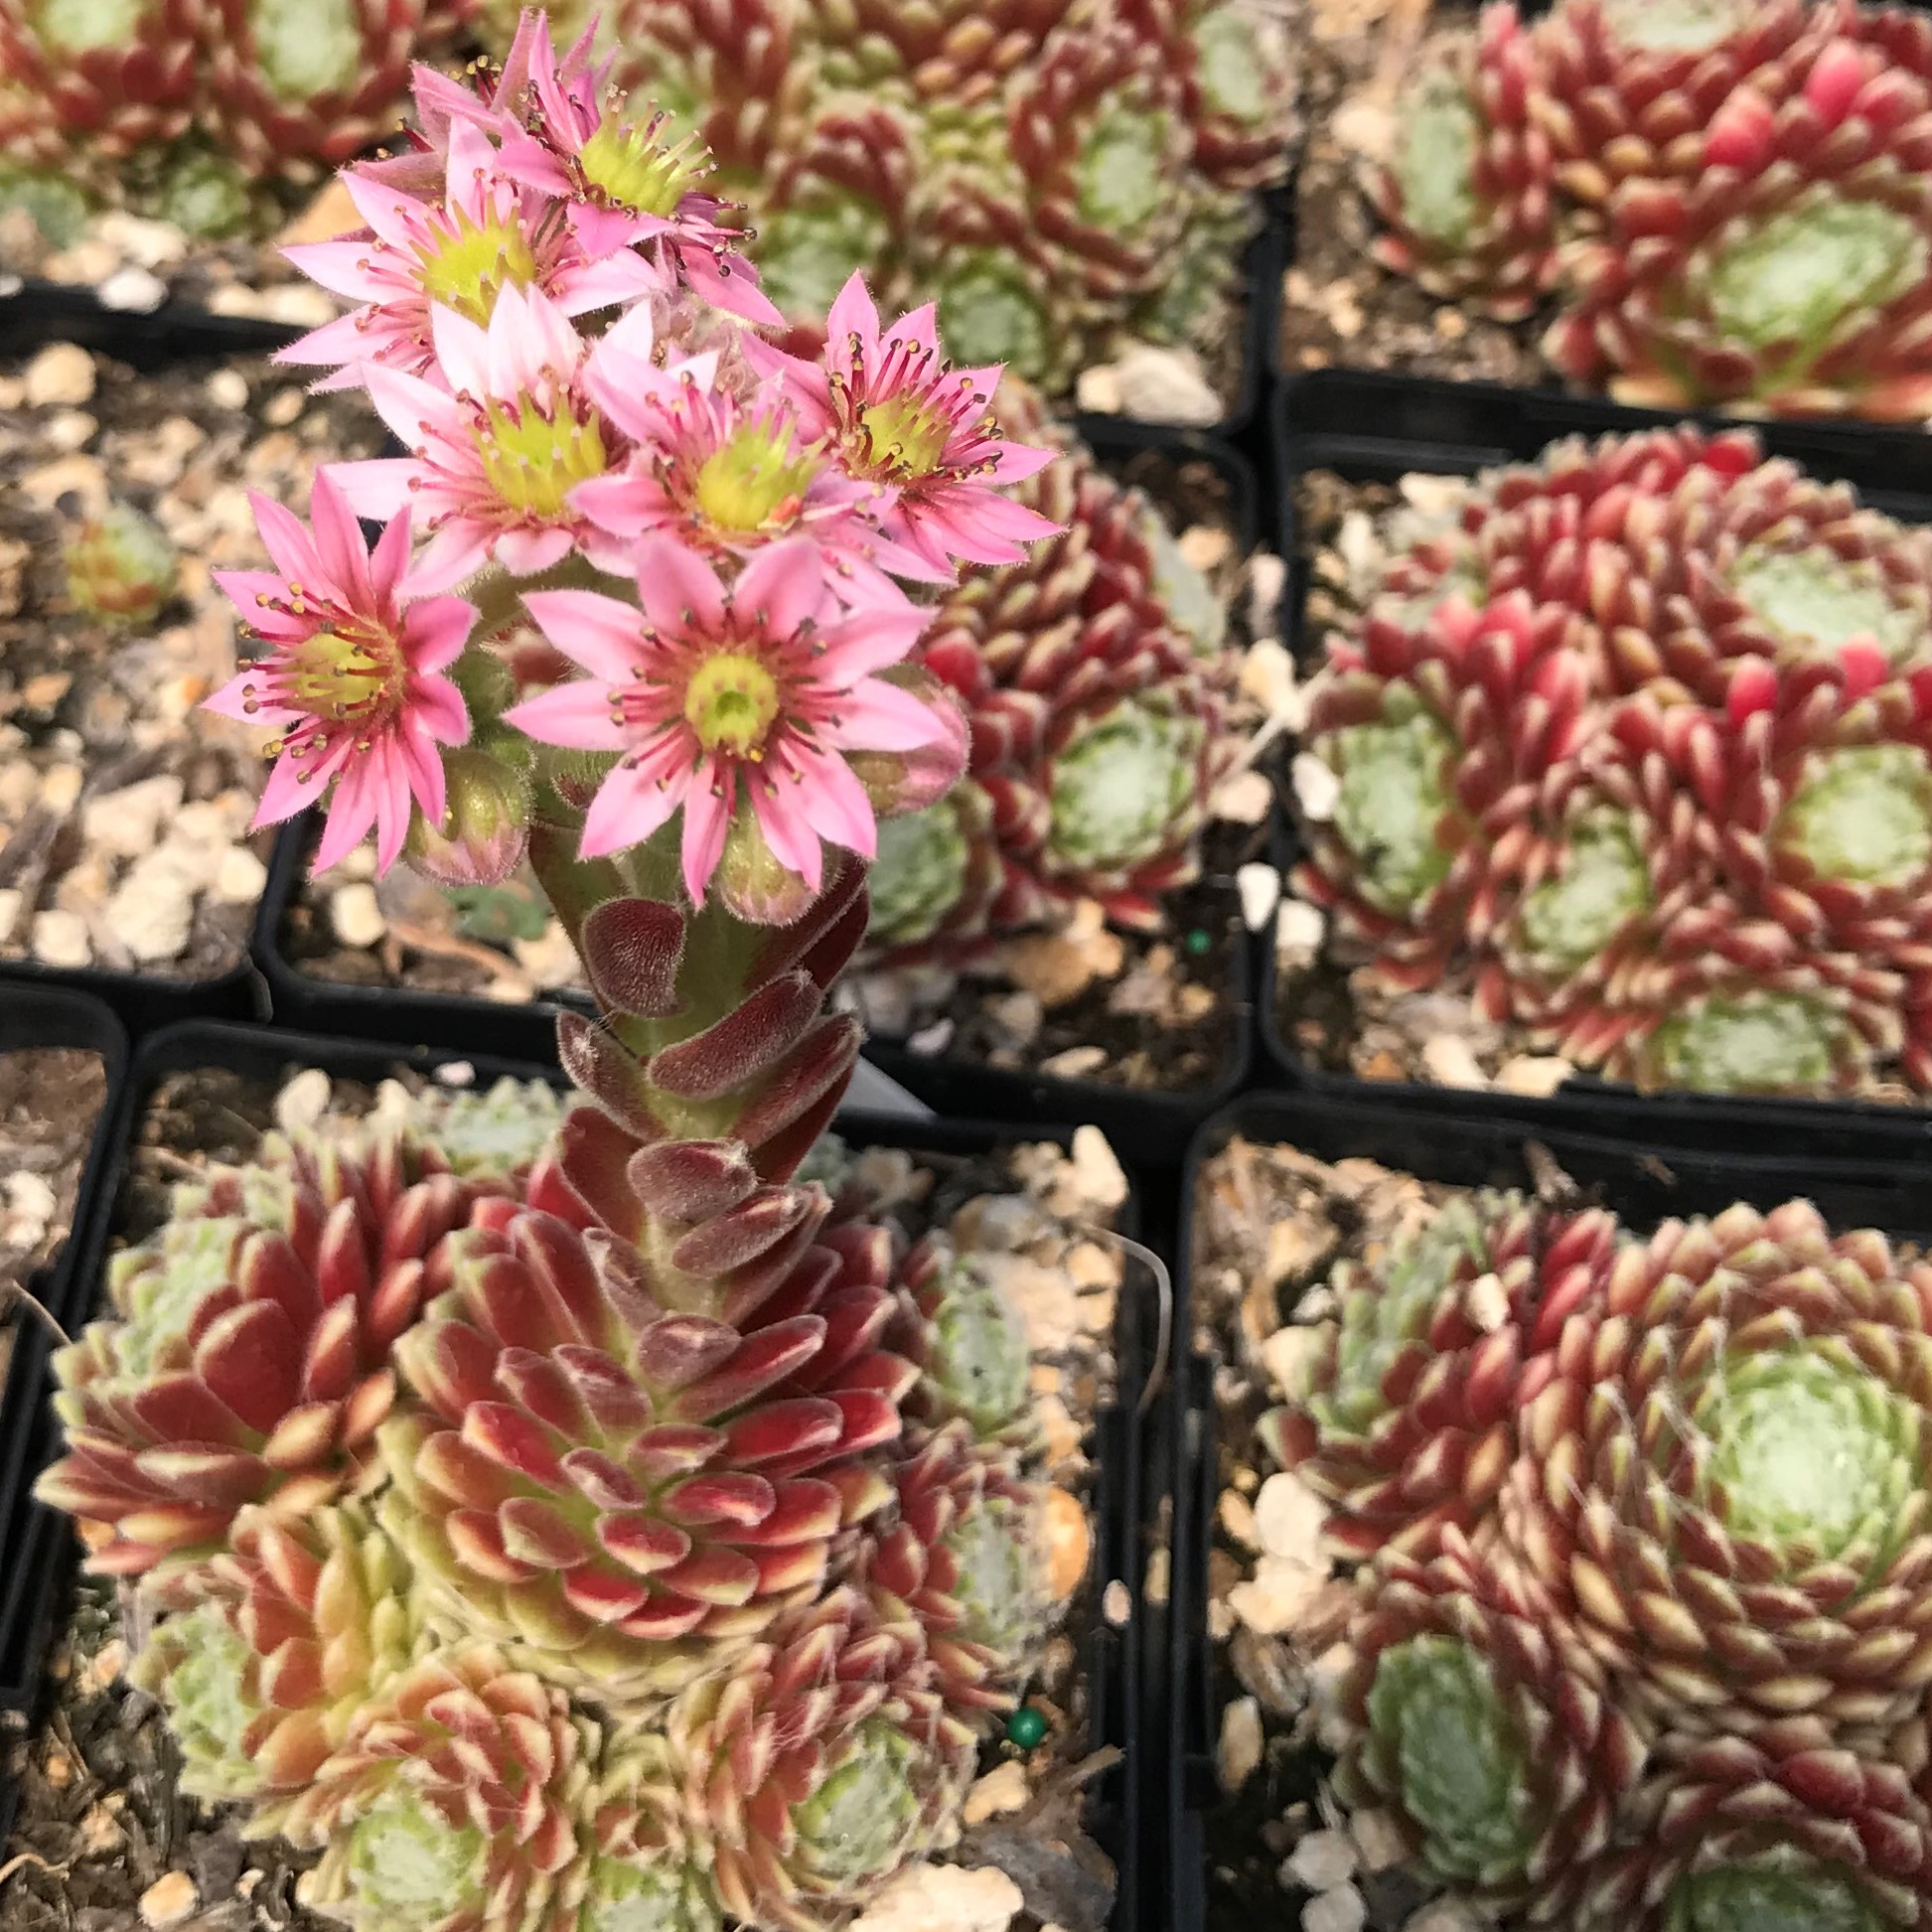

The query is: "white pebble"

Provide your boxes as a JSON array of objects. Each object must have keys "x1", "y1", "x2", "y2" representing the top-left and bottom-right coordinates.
[
  {"x1": 1069, "y1": 1124, "x2": 1128, "y2": 1216},
  {"x1": 0, "y1": 887, "x2": 21, "y2": 942},
  {"x1": 31, "y1": 908, "x2": 91, "y2": 967},
  {"x1": 38, "y1": 763, "x2": 83, "y2": 815},
  {"x1": 1113, "y1": 342, "x2": 1222, "y2": 426},
  {"x1": 138, "y1": 1871, "x2": 199, "y2": 1931},
  {"x1": 1299, "y1": 1886, "x2": 1366, "y2": 1932},
  {"x1": 97, "y1": 265, "x2": 168, "y2": 314},
  {"x1": 962, "y1": 1761, "x2": 1030, "y2": 1826},
  {"x1": 1403, "y1": 1903, "x2": 1489, "y2": 1932},
  {"x1": 1421, "y1": 1035, "x2": 1488, "y2": 1091},
  {"x1": 1255, "y1": 1471, "x2": 1325, "y2": 1563},
  {"x1": 1249, "y1": 553, "x2": 1288, "y2": 633},
  {"x1": 102, "y1": 855, "x2": 195, "y2": 963},
  {"x1": 42, "y1": 409, "x2": 95, "y2": 451},
  {"x1": 847, "y1": 1863, "x2": 1023, "y2": 1932},
  {"x1": 1074, "y1": 363, "x2": 1123, "y2": 414},
  {"x1": 1291, "y1": 752, "x2": 1340, "y2": 822},
  {"x1": 1495, "y1": 1054, "x2": 1574, "y2": 1098},
  {"x1": 1238, "y1": 861, "x2": 1281, "y2": 934},
  {"x1": 1213, "y1": 768, "x2": 1274, "y2": 826},
  {"x1": 274, "y1": 1068, "x2": 332, "y2": 1135},
  {"x1": 24, "y1": 341, "x2": 94, "y2": 407},
  {"x1": 1218, "y1": 1696, "x2": 1263, "y2": 1793},
  {"x1": 1349, "y1": 1808, "x2": 1409, "y2": 1872},
  {"x1": 212, "y1": 845, "x2": 268, "y2": 906},
  {"x1": 1274, "y1": 899, "x2": 1327, "y2": 972},
  {"x1": 80, "y1": 775, "x2": 182, "y2": 862},
  {"x1": 434, "y1": 1060, "x2": 477, "y2": 1087},
  {"x1": 1288, "y1": 1831, "x2": 1358, "y2": 1892},
  {"x1": 329, "y1": 881, "x2": 385, "y2": 950},
  {"x1": 1103, "y1": 1578, "x2": 1131, "y2": 1625},
  {"x1": 205, "y1": 369, "x2": 250, "y2": 411}
]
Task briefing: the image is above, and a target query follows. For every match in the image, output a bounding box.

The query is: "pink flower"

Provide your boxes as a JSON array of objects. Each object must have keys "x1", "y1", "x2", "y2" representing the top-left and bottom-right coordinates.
[
  {"x1": 505, "y1": 536, "x2": 949, "y2": 902},
  {"x1": 573, "y1": 335, "x2": 917, "y2": 600},
  {"x1": 750, "y1": 273, "x2": 1059, "y2": 578},
  {"x1": 329, "y1": 283, "x2": 636, "y2": 592},
  {"x1": 492, "y1": 13, "x2": 782, "y2": 328},
  {"x1": 203, "y1": 474, "x2": 475, "y2": 876},
  {"x1": 279, "y1": 119, "x2": 661, "y2": 391}
]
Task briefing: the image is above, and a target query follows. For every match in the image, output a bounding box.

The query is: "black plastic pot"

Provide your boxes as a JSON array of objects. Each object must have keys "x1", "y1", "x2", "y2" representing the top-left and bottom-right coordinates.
[
  {"x1": 1157, "y1": 1092, "x2": 1932, "y2": 1932},
  {"x1": 0, "y1": 285, "x2": 314, "y2": 1037},
  {"x1": 0, "y1": 1016, "x2": 1153, "y2": 1932},
  {"x1": 0, "y1": 987, "x2": 127, "y2": 1726},
  {"x1": 254, "y1": 421, "x2": 1264, "y2": 1162},
  {"x1": 1253, "y1": 366, "x2": 1932, "y2": 1161}
]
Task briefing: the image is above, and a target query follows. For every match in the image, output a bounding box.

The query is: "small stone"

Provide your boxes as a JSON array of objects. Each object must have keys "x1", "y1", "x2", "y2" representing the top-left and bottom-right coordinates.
[
  {"x1": 97, "y1": 265, "x2": 169, "y2": 313},
  {"x1": 848, "y1": 1863, "x2": 1023, "y2": 1932},
  {"x1": 1043, "y1": 1486, "x2": 1091, "y2": 1600},
  {"x1": 24, "y1": 341, "x2": 95, "y2": 407},
  {"x1": 103, "y1": 855, "x2": 196, "y2": 963},
  {"x1": 1038, "y1": 1395, "x2": 1081, "y2": 1467},
  {"x1": 1402, "y1": 1902, "x2": 1487, "y2": 1932},
  {"x1": 22, "y1": 670, "x2": 71, "y2": 710},
  {"x1": 1217, "y1": 1696, "x2": 1263, "y2": 1793},
  {"x1": 80, "y1": 775, "x2": 183, "y2": 861},
  {"x1": 0, "y1": 887, "x2": 21, "y2": 942},
  {"x1": 1255, "y1": 1471, "x2": 1324, "y2": 1563},
  {"x1": 1261, "y1": 1325, "x2": 1322, "y2": 1399},
  {"x1": 512, "y1": 921, "x2": 583, "y2": 991},
  {"x1": 1275, "y1": 899, "x2": 1327, "y2": 972},
  {"x1": 21, "y1": 451, "x2": 109, "y2": 515},
  {"x1": 42, "y1": 408, "x2": 95, "y2": 451},
  {"x1": 1103, "y1": 1578, "x2": 1131, "y2": 1625},
  {"x1": 1179, "y1": 524, "x2": 1233, "y2": 573},
  {"x1": 1039, "y1": 1044, "x2": 1106, "y2": 1080},
  {"x1": 1288, "y1": 1832, "x2": 1358, "y2": 1892},
  {"x1": 140, "y1": 1871, "x2": 199, "y2": 1930},
  {"x1": 213, "y1": 845, "x2": 268, "y2": 905},
  {"x1": 1228, "y1": 1560, "x2": 1326, "y2": 1637},
  {"x1": 31, "y1": 908, "x2": 91, "y2": 967},
  {"x1": 1238, "y1": 861, "x2": 1282, "y2": 933},
  {"x1": 1249, "y1": 554, "x2": 1288, "y2": 635},
  {"x1": 1074, "y1": 363, "x2": 1123, "y2": 414},
  {"x1": 963, "y1": 1761, "x2": 1031, "y2": 1826},
  {"x1": 1495, "y1": 1054, "x2": 1574, "y2": 1098},
  {"x1": 1068, "y1": 1124, "x2": 1128, "y2": 1216},
  {"x1": 1212, "y1": 768, "x2": 1273, "y2": 826},
  {"x1": 1421, "y1": 1035, "x2": 1488, "y2": 1090},
  {"x1": 1219, "y1": 1488, "x2": 1260, "y2": 1549},
  {"x1": 1112, "y1": 342, "x2": 1221, "y2": 426},
  {"x1": 38, "y1": 766, "x2": 82, "y2": 818},
  {"x1": 330, "y1": 881, "x2": 385, "y2": 949},
  {"x1": 1299, "y1": 1886, "x2": 1366, "y2": 1932},
  {"x1": 205, "y1": 370, "x2": 251, "y2": 411},
  {"x1": 274, "y1": 1068, "x2": 332, "y2": 1136},
  {"x1": 1348, "y1": 1810, "x2": 1409, "y2": 1873},
  {"x1": 1291, "y1": 752, "x2": 1340, "y2": 822},
  {"x1": 983, "y1": 988, "x2": 1043, "y2": 1049},
  {"x1": 264, "y1": 387, "x2": 306, "y2": 428}
]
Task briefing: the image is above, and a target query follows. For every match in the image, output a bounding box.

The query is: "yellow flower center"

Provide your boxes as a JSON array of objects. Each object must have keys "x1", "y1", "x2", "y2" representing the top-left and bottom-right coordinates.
[
  {"x1": 281, "y1": 625, "x2": 397, "y2": 725},
  {"x1": 692, "y1": 421, "x2": 819, "y2": 533},
  {"x1": 414, "y1": 206, "x2": 538, "y2": 328},
  {"x1": 856, "y1": 392, "x2": 951, "y2": 479},
  {"x1": 578, "y1": 110, "x2": 712, "y2": 218},
  {"x1": 475, "y1": 395, "x2": 608, "y2": 517},
  {"x1": 685, "y1": 652, "x2": 780, "y2": 758}
]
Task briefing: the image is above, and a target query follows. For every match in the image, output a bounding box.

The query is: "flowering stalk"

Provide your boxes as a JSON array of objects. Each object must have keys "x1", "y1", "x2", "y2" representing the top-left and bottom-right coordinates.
[{"x1": 33, "y1": 18, "x2": 1073, "y2": 1932}]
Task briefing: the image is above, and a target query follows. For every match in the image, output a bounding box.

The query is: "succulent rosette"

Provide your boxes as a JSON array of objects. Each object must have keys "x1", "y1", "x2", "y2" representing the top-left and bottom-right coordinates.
[
  {"x1": 1257, "y1": 1196, "x2": 1616, "y2": 1560},
  {"x1": 0, "y1": 0, "x2": 203, "y2": 158},
  {"x1": 133, "y1": 1499, "x2": 422, "y2": 1798},
  {"x1": 893, "y1": 1234, "x2": 1036, "y2": 1446},
  {"x1": 256, "y1": 1643, "x2": 601, "y2": 1931},
  {"x1": 64, "y1": 500, "x2": 179, "y2": 624},
  {"x1": 1501, "y1": 1200, "x2": 1932, "y2": 1734},
  {"x1": 1548, "y1": 35, "x2": 1932, "y2": 419},
  {"x1": 1373, "y1": 4, "x2": 1560, "y2": 322},
  {"x1": 1335, "y1": 1527, "x2": 1647, "y2": 1916},
  {"x1": 376, "y1": 1200, "x2": 917, "y2": 1705},
  {"x1": 35, "y1": 1116, "x2": 522, "y2": 1587},
  {"x1": 668, "y1": 1586, "x2": 977, "y2": 1932}
]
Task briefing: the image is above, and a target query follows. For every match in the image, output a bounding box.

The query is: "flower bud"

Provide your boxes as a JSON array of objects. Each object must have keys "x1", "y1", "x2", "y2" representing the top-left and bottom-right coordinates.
[
  {"x1": 405, "y1": 737, "x2": 532, "y2": 887},
  {"x1": 847, "y1": 669, "x2": 970, "y2": 819},
  {"x1": 715, "y1": 804, "x2": 817, "y2": 926}
]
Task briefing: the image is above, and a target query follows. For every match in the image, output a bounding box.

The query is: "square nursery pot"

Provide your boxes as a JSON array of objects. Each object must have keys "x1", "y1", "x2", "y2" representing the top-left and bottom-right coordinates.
[
  {"x1": 1255, "y1": 365, "x2": 1932, "y2": 1163},
  {"x1": 0, "y1": 289, "x2": 392, "y2": 1036},
  {"x1": 0, "y1": 1016, "x2": 1156, "y2": 1932},
  {"x1": 1156, "y1": 1091, "x2": 1932, "y2": 1932},
  {"x1": 0, "y1": 987, "x2": 126, "y2": 1725},
  {"x1": 255, "y1": 419, "x2": 1264, "y2": 1164}
]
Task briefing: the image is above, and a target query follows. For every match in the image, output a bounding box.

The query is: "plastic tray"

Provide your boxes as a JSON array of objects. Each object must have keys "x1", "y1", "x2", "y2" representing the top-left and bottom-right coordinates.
[
  {"x1": 1253, "y1": 366, "x2": 1932, "y2": 1161},
  {"x1": 1156, "y1": 1091, "x2": 1932, "y2": 1932},
  {"x1": 254, "y1": 420, "x2": 1264, "y2": 1163},
  {"x1": 0, "y1": 1017, "x2": 1153, "y2": 1932},
  {"x1": 0, "y1": 987, "x2": 127, "y2": 1725},
  {"x1": 0, "y1": 286, "x2": 307, "y2": 1038}
]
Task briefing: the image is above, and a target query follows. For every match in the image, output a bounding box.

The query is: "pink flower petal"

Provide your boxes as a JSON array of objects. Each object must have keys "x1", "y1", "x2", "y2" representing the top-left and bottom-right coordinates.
[
  {"x1": 305, "y1": 472, "x2": 372, "y2": 605},
  {"x1": 750, "y1": 772, "x2": 823, "y2": 890},
  {"x1": 312, "y1": 753, "x2": 379, "y2": 872},
  {"x1": 634, "y1": 537, "x2": 727, "y2": 635},
  {"x1": 430, "y1": 302, "x2": 493, "y2": 398},
  {"x1": 248, "y1": 493, "x2": 326, "y2": 594},
  {"x1": 370, "y1": 738, "x2": 411, "y2": 875},
  {"x1": 733, "y1": 539, "x2": 830, "y2": 638},
  {"x1": 814, "y1": 605, "x2": 931, "y2": 684},
  {"x1": 278, "y1": 244, "x2": 389, "y2": 307},
  {"x1": 506, "y1": 680, "x2": 631, "y2": 752},
  {"x1": 580, "y1": 742, "x2": 690, "y2": 858},
  {"x1": 825, "y1": 677, "x2": 953, "y2": 752},
  {"x1": 402, "y1": 520, "x2": 494, "y2": 595},
  {"x1": 368, "y1": 510, "x2": 415, "y2": 605},
  {"x1": 679, "y1": 758, "x2": 732, "y2": 902},
  {"x1": 521, "y1": 589, "x2": 646, "y2": 682},
  {"x1": 327, "y1": 456, "x2": 419, "y2": 523},
  {"x1": 825, "y1": 273, "x2": 881, "y2": 372},
  {"x1": 408, "y1": 669, "x2": 471, "y2": 746},
  {"x1": 403, "y1": 594, "x2": 479, "y2": 675},
  {"x1": 788, "y1": 742, "x2": 878, "y2": 861}
]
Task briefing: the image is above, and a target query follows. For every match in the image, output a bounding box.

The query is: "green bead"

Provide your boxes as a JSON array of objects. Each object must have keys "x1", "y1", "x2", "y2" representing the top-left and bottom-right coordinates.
[
  {"x1": 1006, "y1": 1706, "x2": 1047, "y2": 1749},
  {"x1": 1185, "y1": 929, "x2": 1212, "y2": 957}
]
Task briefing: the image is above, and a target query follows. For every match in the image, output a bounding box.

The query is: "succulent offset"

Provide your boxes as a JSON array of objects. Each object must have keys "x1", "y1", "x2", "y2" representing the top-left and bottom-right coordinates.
[
  {"x1": 1257, "y1": 1173, "x2": 1932, "y2": 1928},
  {"x1": 1368, "y1": 0, "x2": 1932, "y2": 421},
  {"x1": 32, "y1": 19, "x2": 1087, "y2": 1931},
  {"x1": 1292, "y1": 420, "x2": 1932, "y2": 1100}
]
